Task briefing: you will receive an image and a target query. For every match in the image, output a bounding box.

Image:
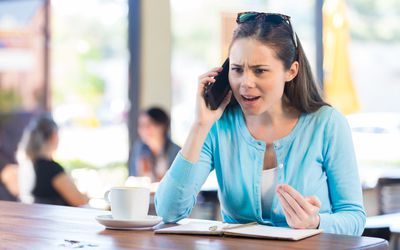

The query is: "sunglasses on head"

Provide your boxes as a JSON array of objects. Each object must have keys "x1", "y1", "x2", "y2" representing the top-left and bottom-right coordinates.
[{"x1": 236, "y1": 12, "x2": 298, "y2": 48}]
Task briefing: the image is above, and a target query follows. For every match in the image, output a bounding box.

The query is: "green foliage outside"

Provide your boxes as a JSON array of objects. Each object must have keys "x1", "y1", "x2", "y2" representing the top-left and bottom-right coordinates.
[
  {"x1": 52, "y1": 14, "x2": 105, "y2": 107},
  {"x1": 51, "y1": 4, "x2": 127, "y2": 109},
  {"x1": 59, "y1": 159, "x2": 127, "y2": 173},
  {"x1": 0, "y1": 90, "x2": 21, "y2": 112},
  {"x1": 348, "y1": 0, "x2": 400, "y2": 42}
]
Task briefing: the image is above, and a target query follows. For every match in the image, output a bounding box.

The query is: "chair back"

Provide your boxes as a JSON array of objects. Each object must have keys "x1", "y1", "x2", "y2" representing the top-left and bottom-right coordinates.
[
  {"x1": 377, "y1": 177, "x2": 400, "y2": 215},
  {"x1": 362, "y1": 227, "x2": 391, "y2": 241}
]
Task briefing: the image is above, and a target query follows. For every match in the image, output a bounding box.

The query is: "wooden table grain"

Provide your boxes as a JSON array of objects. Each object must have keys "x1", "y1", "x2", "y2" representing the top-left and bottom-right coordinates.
[{"x1": 0, "y1": 201, "x2": 388, "y2": 250}]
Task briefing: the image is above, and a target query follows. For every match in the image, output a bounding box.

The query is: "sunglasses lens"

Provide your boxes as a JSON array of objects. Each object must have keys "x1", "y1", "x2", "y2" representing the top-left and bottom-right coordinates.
[
  {"x1": 238, "y1": 13, "x2": 258, "y2": 23},
  {"x1": 238, "y1": 13, "x2": 288, "y2": 25},
  {"x1": 264, "y1": 14, "x2": 286, "y2": 25}
]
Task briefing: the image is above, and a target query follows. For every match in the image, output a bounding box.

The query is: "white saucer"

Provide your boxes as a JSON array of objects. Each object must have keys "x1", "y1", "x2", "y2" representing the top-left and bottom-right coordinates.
[{"x1": 95, "y1": 214, "x2": 163, "y2": 230}]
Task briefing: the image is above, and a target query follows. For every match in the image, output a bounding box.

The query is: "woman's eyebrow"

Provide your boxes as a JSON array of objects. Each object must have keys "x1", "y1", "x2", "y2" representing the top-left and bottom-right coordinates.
[
  {"x1": 249, "y1": 64, "x2": 270, "y2": 68},
  {"x1": 230, "y1": 63, "x2": 270, "y2": 67}
]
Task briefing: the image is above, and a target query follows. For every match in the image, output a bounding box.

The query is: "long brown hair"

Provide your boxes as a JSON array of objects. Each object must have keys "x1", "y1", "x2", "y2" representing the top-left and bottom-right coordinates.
[{"x1": 230, "y1": 14, "x2": 329, "y2": 113}]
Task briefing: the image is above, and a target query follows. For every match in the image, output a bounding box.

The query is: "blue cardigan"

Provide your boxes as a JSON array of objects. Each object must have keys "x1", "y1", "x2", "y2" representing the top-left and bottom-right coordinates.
[{"x1": 155, "y1": 105, "x2": 366, "y2": 236}]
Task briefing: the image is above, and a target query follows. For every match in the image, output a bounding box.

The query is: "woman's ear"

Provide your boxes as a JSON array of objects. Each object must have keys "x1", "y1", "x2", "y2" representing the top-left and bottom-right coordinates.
[{"x1": 285, "y1": 61, "x2": 299, "y2": 82}]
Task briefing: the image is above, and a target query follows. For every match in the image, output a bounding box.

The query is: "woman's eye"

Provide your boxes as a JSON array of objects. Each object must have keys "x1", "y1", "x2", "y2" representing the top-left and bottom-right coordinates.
[
  {"x1": 231, "y1": 67, "x2": 243, "y2": 73},
  {"x1": 254, "y1": 69, "x2": 267, "y2": 74}
]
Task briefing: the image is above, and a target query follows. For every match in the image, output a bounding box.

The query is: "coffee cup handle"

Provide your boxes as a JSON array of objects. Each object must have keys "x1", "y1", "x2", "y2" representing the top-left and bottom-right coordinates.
[{"x1": 104, "y1": 190, "x2": 111, "y2": 203}]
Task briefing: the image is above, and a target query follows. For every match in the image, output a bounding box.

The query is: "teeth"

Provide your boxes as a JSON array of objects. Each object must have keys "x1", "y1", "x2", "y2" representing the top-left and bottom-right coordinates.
[{"x1": 243, "y1": 95, "x2": 259, "y2": 100}]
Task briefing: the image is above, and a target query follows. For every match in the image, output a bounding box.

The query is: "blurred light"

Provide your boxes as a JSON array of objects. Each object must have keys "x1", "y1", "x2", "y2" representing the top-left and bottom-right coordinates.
[{"x1": 76, "y1": 40, "x2": 90, "y2": 54}]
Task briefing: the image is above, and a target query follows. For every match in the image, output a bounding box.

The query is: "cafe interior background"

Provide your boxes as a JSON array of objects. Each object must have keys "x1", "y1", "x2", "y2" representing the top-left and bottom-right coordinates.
[{"x1": 0, "y1": 0, "x2": 399, "y2": 244}]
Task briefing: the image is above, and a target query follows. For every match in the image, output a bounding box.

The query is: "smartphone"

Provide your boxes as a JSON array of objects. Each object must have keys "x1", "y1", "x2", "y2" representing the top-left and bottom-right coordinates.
[{"x1": 204, "y1": 58, "x2": 231, "y2": 110}]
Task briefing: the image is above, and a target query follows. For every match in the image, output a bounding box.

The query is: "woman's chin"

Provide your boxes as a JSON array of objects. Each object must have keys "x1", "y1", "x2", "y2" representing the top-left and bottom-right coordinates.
[{"x1": 239, "y1": 104, "x2": 261, "y2": 116}]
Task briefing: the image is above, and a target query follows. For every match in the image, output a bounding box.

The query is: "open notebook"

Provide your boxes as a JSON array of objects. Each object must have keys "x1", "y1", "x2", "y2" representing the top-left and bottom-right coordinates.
[{"x1": 155, "y1": 220, "x2": 323, "y2": 241}]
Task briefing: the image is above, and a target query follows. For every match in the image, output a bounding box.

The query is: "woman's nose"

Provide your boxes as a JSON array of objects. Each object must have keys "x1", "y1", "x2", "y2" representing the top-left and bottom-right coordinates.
[{"x1": 240, "y1": 72, "x2": 256, "y2": 89}]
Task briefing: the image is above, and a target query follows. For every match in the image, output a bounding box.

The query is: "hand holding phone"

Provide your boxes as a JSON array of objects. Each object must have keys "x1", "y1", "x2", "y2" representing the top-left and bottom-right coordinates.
[{"x1": 204, "y1": 58, "x2": 231, "y2": 110}]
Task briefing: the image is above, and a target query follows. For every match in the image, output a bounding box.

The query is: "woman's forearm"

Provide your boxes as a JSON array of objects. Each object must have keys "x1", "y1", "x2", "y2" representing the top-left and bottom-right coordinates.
[{"x1": 181, "y1": 122, "x2": 212, "y2": 163}]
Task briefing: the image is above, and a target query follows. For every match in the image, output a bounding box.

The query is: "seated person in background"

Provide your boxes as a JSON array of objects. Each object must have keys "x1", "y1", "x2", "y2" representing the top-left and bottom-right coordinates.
[
  {"x1": 129, "y1": 107, "x2": 180, "y2": 182},
  {"x1": 0, "y1": 151, "x2": 19, "y2": 201},
  {"x1": 23, "y1": 114, "x2": 88, "y2": 206},
  {"x1": 0, "y1": 111, "x2": 35, "y2": 201}
]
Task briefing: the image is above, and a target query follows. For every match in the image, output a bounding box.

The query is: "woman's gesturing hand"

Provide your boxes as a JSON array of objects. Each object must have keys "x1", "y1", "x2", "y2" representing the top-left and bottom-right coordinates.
[
  {"x1": 194, "y1": 67, "x2": 232, "y2": 128},
  {"x1": 277, "y1": 184, "x2": 321, "y2": 229}
]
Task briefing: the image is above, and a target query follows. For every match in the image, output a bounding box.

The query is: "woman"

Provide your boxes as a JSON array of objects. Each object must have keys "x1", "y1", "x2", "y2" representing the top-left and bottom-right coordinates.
[
  {"x1": 128, "y1": 107, "x2": 180, "y2": 182},
  {"x1": 24, "y1": 114, "x2": 88, "y2": 206},
  {"x1": 155, "y1": 12, "x2": 365, "y2": 235}
]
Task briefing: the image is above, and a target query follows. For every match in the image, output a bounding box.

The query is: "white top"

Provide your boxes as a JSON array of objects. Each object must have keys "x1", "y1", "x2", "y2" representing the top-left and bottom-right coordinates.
[{"x1": 261, "y1": 167, "x2": 278, "y2": 219}]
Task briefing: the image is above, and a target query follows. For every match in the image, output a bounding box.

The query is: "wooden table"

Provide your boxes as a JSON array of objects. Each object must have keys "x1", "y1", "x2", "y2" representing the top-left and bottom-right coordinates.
[{"x1": 0, "y1": 201, "x2": 388, "y2": 250}]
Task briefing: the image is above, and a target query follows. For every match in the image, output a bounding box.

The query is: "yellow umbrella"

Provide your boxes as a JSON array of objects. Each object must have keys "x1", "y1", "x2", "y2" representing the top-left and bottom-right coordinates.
[{"x1": 323, "y1": 0, "x2": 360, "y2": 114}]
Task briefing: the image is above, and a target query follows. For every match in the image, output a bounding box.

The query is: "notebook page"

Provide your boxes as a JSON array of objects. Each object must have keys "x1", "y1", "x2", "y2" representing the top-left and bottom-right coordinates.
[
  {"x1": 223, "y1": 225, "x2": 323, "y2": 241},
  {"x1": 155, "y1": 221, "x2": 225, "y2": 235}
]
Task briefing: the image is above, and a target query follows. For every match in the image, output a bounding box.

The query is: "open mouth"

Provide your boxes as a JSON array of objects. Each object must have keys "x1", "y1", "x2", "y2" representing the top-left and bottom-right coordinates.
[{"x1": 241, "y1": 95, "x2": 261, "y2": 102}]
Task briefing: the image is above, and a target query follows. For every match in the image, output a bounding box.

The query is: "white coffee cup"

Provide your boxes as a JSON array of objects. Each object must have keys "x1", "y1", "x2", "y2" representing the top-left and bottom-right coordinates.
[{"x1": 104, "y1": 187, "x2": 150, "y2": 220}]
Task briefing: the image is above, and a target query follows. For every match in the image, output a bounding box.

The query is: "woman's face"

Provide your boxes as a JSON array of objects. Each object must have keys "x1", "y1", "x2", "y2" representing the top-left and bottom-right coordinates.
[
  {"x1": 229, "y1": 38, "x2": 298, "y2": 116},
  {"x1": 138, "y1": 114, "x2": 164, "y2": 144},
  {"x1": 48, "y1": 130, "x2": 59, "y2": 152}
]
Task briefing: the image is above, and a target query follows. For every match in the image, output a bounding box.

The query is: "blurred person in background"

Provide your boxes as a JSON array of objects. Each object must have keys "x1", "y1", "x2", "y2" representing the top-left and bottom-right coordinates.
[
  {"x1": 0, "y1": 112, "x2": 34, "y2": 201},
  {"x1": 22, "y1": 114, "x2": 88, "y2": 206},
  {"x1": 129, "y1": 107, "x2": 180, "y2": 182},
  {"x1": 0, "y1": 150, "x2": 19, "y2": 201}
]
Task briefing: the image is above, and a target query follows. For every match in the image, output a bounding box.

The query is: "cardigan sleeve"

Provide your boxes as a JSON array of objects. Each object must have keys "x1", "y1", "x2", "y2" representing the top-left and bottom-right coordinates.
[
  {"x1": 155, "y1": 126, "x2": 215, "y2": 223},
  {"x1": 319, "y1": 109, "x2": 366, "y2": 235}
]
